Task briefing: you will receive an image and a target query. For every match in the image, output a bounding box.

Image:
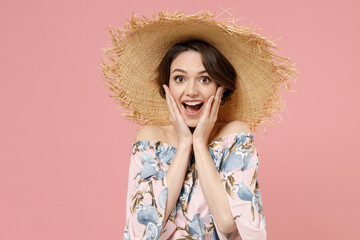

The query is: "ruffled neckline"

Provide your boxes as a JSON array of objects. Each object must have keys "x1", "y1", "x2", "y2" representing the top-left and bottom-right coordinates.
[{"x1": 132, "y1": 131, "x2": 254, "y2": 151}]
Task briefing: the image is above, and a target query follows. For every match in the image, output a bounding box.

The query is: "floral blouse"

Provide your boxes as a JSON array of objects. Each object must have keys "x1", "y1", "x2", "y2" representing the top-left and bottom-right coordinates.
[{"x1": 123, "y1": 132, "x2": 267, "y2": 240}]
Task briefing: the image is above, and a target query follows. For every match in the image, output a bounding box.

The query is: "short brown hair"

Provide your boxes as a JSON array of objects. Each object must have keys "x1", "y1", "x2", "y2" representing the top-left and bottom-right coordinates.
[{"x1": 157, "y1": 39, "x2": 237, "y2": 105}]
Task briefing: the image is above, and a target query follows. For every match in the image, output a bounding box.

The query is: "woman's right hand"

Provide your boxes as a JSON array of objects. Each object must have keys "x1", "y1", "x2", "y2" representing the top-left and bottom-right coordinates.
[{"x1": 163, "y1": 84, "x2": 192, "y2": 147}]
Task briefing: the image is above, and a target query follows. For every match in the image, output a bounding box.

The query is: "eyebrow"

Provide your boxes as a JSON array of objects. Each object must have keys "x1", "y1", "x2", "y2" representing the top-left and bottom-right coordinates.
[{"x1": 171, "y1": 68, "x2": 207, "y2": 74}]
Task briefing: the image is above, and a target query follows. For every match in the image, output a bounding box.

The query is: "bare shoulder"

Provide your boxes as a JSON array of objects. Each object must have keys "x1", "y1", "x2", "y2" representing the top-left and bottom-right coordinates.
[
  {"x1": 135, "y1": 125, "x2": 166, "y2": 142},
  {"x1": 217, "y1": 120, "x2": 252, "y2": 137}
]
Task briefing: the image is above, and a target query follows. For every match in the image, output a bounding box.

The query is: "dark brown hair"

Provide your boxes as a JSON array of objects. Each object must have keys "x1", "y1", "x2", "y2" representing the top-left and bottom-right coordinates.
[{"x1": 157, "y1": 39, "x2": 237, "y2": 104}]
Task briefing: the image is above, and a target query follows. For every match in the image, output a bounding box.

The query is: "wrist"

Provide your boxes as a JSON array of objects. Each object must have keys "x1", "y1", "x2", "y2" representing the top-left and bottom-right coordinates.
[
  {"x1": 193, "y1": 139, "x2": 207, "y2": 149},
  {"x1": 178, "y1": 140, "x2": 192, "y2": 151}
]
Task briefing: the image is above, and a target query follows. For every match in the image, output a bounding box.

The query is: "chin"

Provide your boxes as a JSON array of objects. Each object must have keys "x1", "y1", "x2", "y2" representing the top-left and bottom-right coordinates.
[{"x1": 185, "y1": 119, "x2": 199, "y2": 128}]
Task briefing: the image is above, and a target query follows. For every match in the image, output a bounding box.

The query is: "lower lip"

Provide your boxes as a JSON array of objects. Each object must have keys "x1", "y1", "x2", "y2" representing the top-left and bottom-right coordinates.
[{"x1": 182, "y1": 104, "x2": 203, "y2": 117}]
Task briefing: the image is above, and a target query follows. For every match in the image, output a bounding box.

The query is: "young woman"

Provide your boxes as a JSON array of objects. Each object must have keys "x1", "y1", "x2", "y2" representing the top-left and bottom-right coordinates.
[
  {"x1": 100, "y1": 10, "x2": 296, "y2": 240},
  {"x1": 135, "y1": 40, "x2": 256, "y2": 239}
]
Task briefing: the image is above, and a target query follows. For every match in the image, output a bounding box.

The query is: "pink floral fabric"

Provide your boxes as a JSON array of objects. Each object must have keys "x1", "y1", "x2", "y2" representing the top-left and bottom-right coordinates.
[{"x1": 123, "y1": 132, "x2": 266, "y2": 240}]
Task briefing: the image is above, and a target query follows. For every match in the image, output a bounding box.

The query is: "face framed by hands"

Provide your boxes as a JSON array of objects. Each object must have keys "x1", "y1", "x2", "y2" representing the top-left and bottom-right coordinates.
[{"x1": 168, "y1": 50, "x2": 223, "y2": 128}]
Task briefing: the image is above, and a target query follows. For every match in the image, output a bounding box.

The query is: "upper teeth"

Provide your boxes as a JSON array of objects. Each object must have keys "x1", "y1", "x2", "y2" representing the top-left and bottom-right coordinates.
[{"x1": 184, "y1": 102, "x2": 202, "y2": 106}]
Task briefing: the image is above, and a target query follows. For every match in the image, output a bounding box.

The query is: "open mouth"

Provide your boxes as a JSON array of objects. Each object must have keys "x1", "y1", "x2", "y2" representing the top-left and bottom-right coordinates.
[{"x1": 182, "y1": 101, "x2": 204, "y2": 115}]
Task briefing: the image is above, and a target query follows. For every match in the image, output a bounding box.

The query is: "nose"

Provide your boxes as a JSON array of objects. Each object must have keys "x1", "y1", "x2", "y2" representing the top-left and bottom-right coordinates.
[{"x1": 185, "y1": 80, "x2": 199, "y2": 97}]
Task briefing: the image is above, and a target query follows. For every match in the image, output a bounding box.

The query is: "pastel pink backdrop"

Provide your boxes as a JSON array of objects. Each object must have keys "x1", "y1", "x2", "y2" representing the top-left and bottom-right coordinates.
[{"x1": 1, "y1": 0, "x2": 359, "y2": 239}]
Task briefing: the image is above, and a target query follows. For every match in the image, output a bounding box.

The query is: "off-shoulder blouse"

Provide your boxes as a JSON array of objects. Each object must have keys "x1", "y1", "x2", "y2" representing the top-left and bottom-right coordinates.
[{"x1": 123, "y1": 132, "x2": 266, "y2": 240}]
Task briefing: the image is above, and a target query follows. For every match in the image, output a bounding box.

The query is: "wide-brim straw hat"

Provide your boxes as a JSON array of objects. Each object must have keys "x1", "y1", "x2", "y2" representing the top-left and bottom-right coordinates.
[{"x1": 100, "y1": 10, "x2": 297, "y2": 133}]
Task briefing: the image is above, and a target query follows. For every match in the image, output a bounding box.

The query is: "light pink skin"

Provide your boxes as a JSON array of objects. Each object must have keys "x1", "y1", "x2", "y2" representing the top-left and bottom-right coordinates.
[{"x1": 168, "y1": 50, "x2": 218, "y2": 128}]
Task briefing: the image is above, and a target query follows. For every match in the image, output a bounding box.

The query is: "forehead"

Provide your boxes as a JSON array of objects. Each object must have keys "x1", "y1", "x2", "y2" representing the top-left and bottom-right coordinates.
[{"x1": 170, "y1": 51, "x2": 205, "y2": 72}]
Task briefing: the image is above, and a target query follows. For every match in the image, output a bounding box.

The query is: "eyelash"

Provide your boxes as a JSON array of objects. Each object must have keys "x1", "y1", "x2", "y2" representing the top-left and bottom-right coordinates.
[{"x1": 174, "y1": 76, "x2": 212, "y2": 83}]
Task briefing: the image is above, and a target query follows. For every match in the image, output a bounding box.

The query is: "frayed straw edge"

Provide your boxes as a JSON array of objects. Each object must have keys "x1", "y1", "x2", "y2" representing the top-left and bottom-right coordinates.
[{"x1": 100, "y1": 9, "x2": 299, "y2": 133}]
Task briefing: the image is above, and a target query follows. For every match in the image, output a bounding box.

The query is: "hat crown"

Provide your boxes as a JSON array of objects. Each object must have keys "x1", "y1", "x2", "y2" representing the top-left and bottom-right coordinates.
[{"x1": 100, "y1": 10, "x2": 297, "y2": 133}]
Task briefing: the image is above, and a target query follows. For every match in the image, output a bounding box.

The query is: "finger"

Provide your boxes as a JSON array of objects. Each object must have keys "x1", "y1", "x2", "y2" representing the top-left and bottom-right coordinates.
[
  {"x1": 203, "y1": 95, "x2": 214, "y2": 118},
  {"x1": 169, "y1": 93, "x2": 184, "y2": 122},
  {"x1": 210, "y1": 87, "x2": 223, "y2": 118},
  {"x1": 163, "y1": 85, "x2": 175, "y2": 121},
  {"x1": 164, "y1": 85, "x2": 183, "y2": 123}
]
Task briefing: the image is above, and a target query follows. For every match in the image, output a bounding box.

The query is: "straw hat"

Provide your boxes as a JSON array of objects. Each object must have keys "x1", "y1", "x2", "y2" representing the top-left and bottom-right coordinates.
[{"x1": 100, "y1": 10, "x2": 297, "y2": 133}]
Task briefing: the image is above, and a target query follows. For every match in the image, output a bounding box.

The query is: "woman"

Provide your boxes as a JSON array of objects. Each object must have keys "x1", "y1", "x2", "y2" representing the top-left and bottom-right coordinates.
[
  {"x1": 135, "y1": 40, "x2": 256, "y2": 239},
  {"x1": 100, "y1": 10, "x2": 296, "y2": 240}
]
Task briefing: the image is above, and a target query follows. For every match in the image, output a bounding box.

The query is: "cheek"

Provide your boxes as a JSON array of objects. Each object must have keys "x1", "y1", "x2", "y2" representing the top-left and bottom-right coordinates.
[
  {"x1": 168, "y1": 82, "x2": 183, "y2": 99},
  {"x1": 168, "y1": 87, "x2": 181, "y2": 101},
  {"x1": 169, "y1": 88, "x2": 176, "y2": 98},
  {"x1": 206, "y1": 87, "x2": 217, "y2": 98}
]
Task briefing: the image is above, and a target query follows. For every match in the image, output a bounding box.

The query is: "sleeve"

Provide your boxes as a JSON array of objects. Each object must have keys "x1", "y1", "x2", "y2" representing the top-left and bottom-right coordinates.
[
  {"x1": 214, "y1": 134, "x2": 267, "y2": 240},
  {"x1": 123, "y1": 145, "x2": 176, "y2": 240}
]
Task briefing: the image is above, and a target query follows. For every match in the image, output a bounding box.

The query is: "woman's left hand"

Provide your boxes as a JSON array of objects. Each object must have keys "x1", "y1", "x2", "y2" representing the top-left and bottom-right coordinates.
[{"x1": 193, "y1": 86, "x2": 224, "y2": 146}]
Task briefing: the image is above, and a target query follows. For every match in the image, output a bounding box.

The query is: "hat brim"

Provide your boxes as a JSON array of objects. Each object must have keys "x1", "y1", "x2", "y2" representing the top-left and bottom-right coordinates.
[{"x1": 100, "y1": 10, "x2": 297, "y2": 133}]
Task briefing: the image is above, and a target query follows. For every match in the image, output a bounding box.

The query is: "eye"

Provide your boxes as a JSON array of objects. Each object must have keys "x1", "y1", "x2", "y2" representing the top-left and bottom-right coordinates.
[
  {"x1": 199, "y1": 76, "x2": 211, "y2": 83},
  {"x1": 174, "y1": 76, "x2": 185, "y2": 83}
]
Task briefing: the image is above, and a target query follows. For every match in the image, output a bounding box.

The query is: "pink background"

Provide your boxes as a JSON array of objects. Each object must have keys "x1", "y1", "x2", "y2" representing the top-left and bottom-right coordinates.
[{"x1": 1, "y1": 0, "x2": 359, "y2": 239}]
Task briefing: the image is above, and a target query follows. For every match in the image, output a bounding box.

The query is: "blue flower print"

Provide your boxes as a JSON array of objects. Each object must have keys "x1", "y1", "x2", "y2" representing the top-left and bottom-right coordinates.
[
  {"x1": 175, "y1": 198, "x2": 182, "y2": 212},
  {"x1": 170, "y1": 205, "x2": 177, "y2": 218},
  {"x1": 136, "y1": 141, "x2": 150, "y2": 152},
  {"x1": 126, "y1": 133, "x2": 267, "y2": 238},
  {"x1": 253, "y1": 188, "x2": 264, "y2": 213},
  {"x1": 262, "y1": 215, "x2": 267, "y2": 231},
  {"x1": 140, "y1": 162, "x2": 158, "y2": 180},
  {"x1": 236, "y1": 182, "x2": 254, "y2": 201},
  {"x1": 241, "y1": 151, "x2": 255, "y2": 171},
  {"x1": 158, "y1": 188, "x2": 167, "y2": 209},
  {"x1": 177, "y1": 182, "x2": 196, "y2": 212},
  {"x1": 145, "y1": 222, "x2": 159, "y2": 240},
  {"x1": 138, "y1": 205, "x2": 159, "y2": 225},
  {"x1": 236, "y1": 133, "x2": 251, "y2": 146},
  {"x1": 222, "y1": 140, "x2": 255, "y2": 172},
  {"x1": 156, "y1": 145, "x2": 176, "y2": 164},
  {"x1": 139, "y1": 152, "x2": 166, "y2": 180},
  {"x1": 138, "y1": 205, "x2": 162, "y2": 240},
  {"x1": 179, "y1": 184, "x2": 192, "y2": 204},
  {"x1": 140, "y1": 152, "x2": 157, "y2": 165},
  {"x1": 188, "y1": 213, "x2": 205, "y2": 240},
  {"x1": 209, "y1": 148, "x2": 222, "y2": 171},
  {"x1": 155, "y1": 170, "x2": 166, "y2": 180}
]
